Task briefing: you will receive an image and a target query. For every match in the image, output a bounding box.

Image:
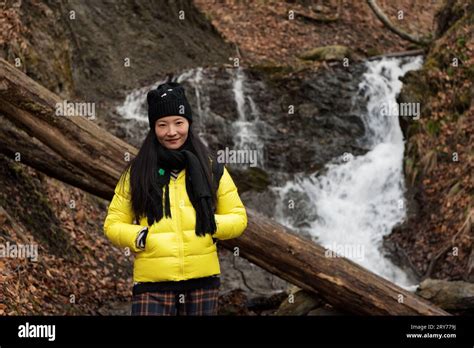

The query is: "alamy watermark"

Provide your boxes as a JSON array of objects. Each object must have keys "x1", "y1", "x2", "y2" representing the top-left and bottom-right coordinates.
[
  {"x1": 217, "y1": 147, "x2": 258, "y2": 167},
  {"x1": 324, "y1": 243, "x2": 365, "y2": 261},
  {"x1": 18, "y1": 322, "x2": 55, "y2": 341},
  {"x1": 55, "y1": 100, "x2": 96, "y2": 120},
  {"x1": 0, "y1": 242, "x2": 38, "y2": 262},
  {"x1": 380, "y1": 101, "x2": 420, "y2": 120}
]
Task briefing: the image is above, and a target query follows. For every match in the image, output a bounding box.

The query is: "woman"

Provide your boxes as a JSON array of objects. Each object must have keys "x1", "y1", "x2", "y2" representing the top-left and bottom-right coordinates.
[{"x1": 104, "y1": 82, "x2": 247, "y2": 316}]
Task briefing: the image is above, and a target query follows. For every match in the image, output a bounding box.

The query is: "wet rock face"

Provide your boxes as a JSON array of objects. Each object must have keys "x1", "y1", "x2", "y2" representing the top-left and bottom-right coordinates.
[{"x1": 252, "y1": 64, "x2": 367, "y2": 175}]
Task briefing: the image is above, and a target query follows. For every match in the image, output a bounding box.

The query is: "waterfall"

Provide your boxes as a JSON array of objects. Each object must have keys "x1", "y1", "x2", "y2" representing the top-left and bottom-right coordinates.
[
  {"x1": 114, "y1": 60, "x2": 424, "y2": 289},
  {"x1": 116, "y1": 67, "x2": 267, "y2": 168},
  {"x1": 176, "y1": 68, "x2": 211, "y2": 146},
  {"x1": 231, "y1": 67, "x2": 266, "y2": 168},
  {"x1": 272, "y1": 57, "x2": 423, "y2": 290},
  {"x1": 115, "y1": 68, "x2": 210, "y2": 144},
  {"x1": 115, "y1": 77, "x2": 167, "y2": 141}
]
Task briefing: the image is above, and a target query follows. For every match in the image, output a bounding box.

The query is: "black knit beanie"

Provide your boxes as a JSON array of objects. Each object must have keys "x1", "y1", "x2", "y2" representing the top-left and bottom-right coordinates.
[{"x1": 147, "y1": 82, "x2": 193, "y2": 129}]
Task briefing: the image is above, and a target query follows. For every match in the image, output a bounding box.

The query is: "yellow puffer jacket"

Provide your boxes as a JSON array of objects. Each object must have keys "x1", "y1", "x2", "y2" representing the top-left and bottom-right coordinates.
[{"x1": 104, "y1": 166, "x2": 247, "y2": 283}]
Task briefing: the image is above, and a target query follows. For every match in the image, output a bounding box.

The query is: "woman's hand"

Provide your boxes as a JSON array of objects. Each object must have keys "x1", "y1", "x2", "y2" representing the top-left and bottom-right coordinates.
[{"x1": 135, "y1": 227, "x2": 149, "y2": 250}]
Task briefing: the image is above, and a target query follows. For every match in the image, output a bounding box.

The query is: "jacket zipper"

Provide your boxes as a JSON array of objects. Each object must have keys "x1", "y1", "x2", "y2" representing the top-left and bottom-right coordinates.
[{"x1": 174, "y1": 178, "x2": 185, "y2": 278}]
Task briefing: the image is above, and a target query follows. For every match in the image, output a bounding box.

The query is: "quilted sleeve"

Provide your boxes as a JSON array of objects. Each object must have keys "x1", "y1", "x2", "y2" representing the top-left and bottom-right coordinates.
[
  {"x1": 213, "y1": 166, "x2": 248, "y2": 240},
  {"x1": 103, "y1": 170, "x2": 145, "y2": 252}
]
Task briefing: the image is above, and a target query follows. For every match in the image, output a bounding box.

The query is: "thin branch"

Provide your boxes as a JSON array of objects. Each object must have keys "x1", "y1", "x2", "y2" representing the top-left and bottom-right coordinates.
[{"x1": 366, "y1": 0, "x2": 431, "y2": 46}]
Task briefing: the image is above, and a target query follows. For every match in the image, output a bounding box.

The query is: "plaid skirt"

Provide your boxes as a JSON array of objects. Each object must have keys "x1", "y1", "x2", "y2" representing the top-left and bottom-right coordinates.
[{"x1": 131, "y1": 286, "x2": 220, "y2": 316}]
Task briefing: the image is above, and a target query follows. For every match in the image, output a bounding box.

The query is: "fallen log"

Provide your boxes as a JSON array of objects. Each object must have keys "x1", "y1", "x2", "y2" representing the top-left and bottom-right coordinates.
[
  {"x1": 236, "y1": 210, "x2": 449, "y2": 315},
  {"x1": 0, "y1": 58, "x2": 449, "y2": 315},
  {"x1": 0, "y1": 114, "x2": 112, "y2": 198},
  {"x1": 366, "y1": 48, "x2": 426, "y2": 61},
  {"x1": 0, "y1": 58, "x2": 137, "y2": 194}
]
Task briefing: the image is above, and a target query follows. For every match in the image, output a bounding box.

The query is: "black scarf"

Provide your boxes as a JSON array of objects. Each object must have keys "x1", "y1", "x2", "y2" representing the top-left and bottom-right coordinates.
[{"x1": 147, "y1": 138, "x2": 217, "y2": 237}]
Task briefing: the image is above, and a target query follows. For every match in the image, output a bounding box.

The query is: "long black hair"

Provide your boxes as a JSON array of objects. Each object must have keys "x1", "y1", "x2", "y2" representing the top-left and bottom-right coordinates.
[{"x1": 119, "y1": 127, "x2": 218, "y2": 224}]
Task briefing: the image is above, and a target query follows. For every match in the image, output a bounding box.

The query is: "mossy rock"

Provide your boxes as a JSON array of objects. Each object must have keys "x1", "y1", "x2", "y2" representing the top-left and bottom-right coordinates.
[
  {"x1": 366, "y1": 47, "x2": 382, "y2": 57},
  {"x1": 399, "y1": 63, "x2": 444, "y2": 107},
  {"x1": 227, "y1": 166, "x2": 270, "y2": 193},
  {"x1": 275, "y1": 288, "x2": 323, "y2": 316},
  {"x1": 249, "y1": 61, "x2": 310, "y2": 81},
  {"x1": 298, "y1": 45, "x2": 351, "y2": 61},
  {"x1": 250, "y1": 63, "x2": 295, "y2": 75}
]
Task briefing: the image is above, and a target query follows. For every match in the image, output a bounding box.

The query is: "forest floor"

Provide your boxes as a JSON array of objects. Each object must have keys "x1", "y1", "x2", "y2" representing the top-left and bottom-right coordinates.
[{"x1": 195, "y1": 0, "x2": 440, "y2": 66}]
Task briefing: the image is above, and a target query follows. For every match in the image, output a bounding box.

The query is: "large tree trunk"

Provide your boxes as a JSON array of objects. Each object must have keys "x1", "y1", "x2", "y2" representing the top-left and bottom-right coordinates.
[
  {"x1": 0, "y1": 114, "x2": 113, "y2": 198},
  {"x1": 0, "y1": 58, "x2": 449, "y2": 315},
  {"x1": 0, "y1": 58, "x2": 137, "y2": 195}
]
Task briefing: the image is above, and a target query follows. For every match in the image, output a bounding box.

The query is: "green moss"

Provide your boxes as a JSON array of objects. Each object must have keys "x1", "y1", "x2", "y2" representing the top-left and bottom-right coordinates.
[
  {"x1": 366, "y1": 48, "x2": 381, "y2": 57},
  {"x1": 227, "y1": 166, "x2": 270, "y2": 193},
  {"x1": 423, "y1": 57, "x2": 440, "y2": 70},
  {"x1": 426, "y1": 120, "x2": 441, "y2": 136},
  {"x1": 456, "y1": 36, "x2": 466, "y2": 47},
  {"x1": 298, "y1": 45, "x2": 351, "y2": 61},
  {"x1": 251, "y1": 63, "x2": 293, "y2": 75},
  {"x1": 21, "y1": 101, "x2": 47, "y2": 114},
  {"x1": 250, "y1": 61, "x2": 308, "y2": 80}
]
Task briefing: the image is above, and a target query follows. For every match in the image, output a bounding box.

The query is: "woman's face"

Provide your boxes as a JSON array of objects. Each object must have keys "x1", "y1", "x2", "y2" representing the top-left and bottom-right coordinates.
[{"x1": 154, "y1": 115, "x2": 189, "y2": 150}]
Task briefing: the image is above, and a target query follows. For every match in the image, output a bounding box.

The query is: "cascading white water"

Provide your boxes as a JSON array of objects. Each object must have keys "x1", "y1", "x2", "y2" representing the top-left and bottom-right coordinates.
[
  {"x1": 115, "y1": 59, "x2": 423, "y2": 289},
  {"x1": 273, "y1": 57, "x2": 423, "y2": 290},
  {"x1": 231, "y1": 67, "x2": 266, "y2": 167},
  {"x1": 115, "y1": 80, "x2": 162, "y2": 140},
  {"x1": 116, "y1": 68, "x2": 211, "y2": 143},
  {"x1": 116, "y1": 69, "x2": 209, "y2": 125},
  {"x1": 175, "y1": 68, "x2": 212, "y2": 146},
  {"x1": 116, "y1": 67, "x2": 267, "y2": 167}
]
